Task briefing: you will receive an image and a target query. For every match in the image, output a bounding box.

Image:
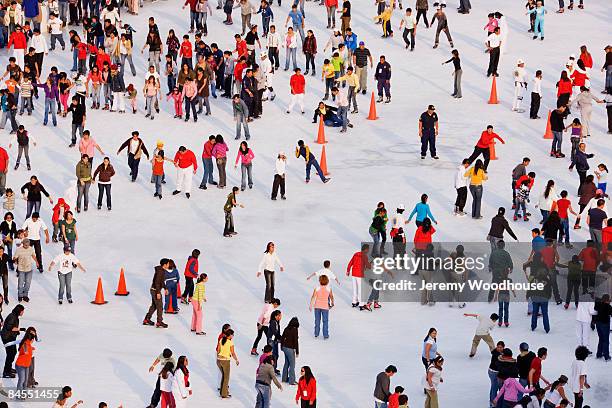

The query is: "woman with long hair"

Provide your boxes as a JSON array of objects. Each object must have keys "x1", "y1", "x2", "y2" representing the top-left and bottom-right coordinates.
[
  {"x1": 15, "y1": 328, "x2": 35, "y2": 393},
  {"x1": 465, "y1": 159, "x2": 488, "y2": 219},
  {"x1": 296, "y1": 366, "x2": 317, "y2": 407},
  {"x1": 543, "y1": 375, "x2": 570, "y2": 408},
  {"x1": 421, "y1": 327, "x2": 440, "y2": 370},
  {"x1": 257, "y1": 242, "x2": 284, "y2": 303},
  {"x1": 556, "y1": 70, "x2": 573, "y2": 112},
  {"x1": 423, "y1": 356, "x2": 444, "y2": 408},
  {"x1": 235, "y1": 141, "x2": 255, "y2": 191},
  {"x1": 211, "y1": 134, "x2": 229, "y2": 188},
  {"x1": 280, "y1": 316, "x2": 300, "y2": 384},
  {"x1": 191, "y1": 273, "x2": 208, "y2": 335},
  {"x1": 538, "y1": 180, "x2": 558, "y2": 223},
  {"x1": 172, "y1": 356, "x2": 191, "y2": 407},
  {"x1": 216, "y1": 328, "x2": 239, "y2": 399},
  {"x1": 159, "y1": 361, "x2": 176, "y2": 408}
]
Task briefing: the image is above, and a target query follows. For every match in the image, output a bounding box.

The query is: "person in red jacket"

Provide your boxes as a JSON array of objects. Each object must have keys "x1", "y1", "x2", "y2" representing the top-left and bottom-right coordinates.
[
  {"x1": 179, "y1": 35, "x2": 193, "y2": 70},
  {"x1": 295, "y1": 366, "x2": 317, "y2": 407},
  {"x1": 96, "y1": 48, "x2": 111, "y2": 71},
  {"x1": 199, "y1": 135, "x2": 217, "y2": 189},
  {"x1": 172, "y1": 146, "x2": 198, "y2": 198},
  {"x1": 233, "y1": 56, "x2": 247, "y2": 95},
  {"x1": 466, "y1": 125, "x2": 506, "y2": 171},
  {"x1": 286, "y1": 68, "x2": 306, "y2": 114},
  {"x1": 0, "y1": 146, "x2": 8, "y2": 196},
  {"x1": 579, "y1": 45, "x2": 593, "y2": 69},
  {"x1": 346, "y1": 244, "x2": 371, "y2": 308},
  {"x1": 556, "y1": 71, "x2": 573, "y2": 110},
  {"x1": 234, "y1": 34, "x2": 248, "y2": 60},
  {"x1": 7, "y1": 25, "x2": 27, "y2": 68},
  {"x1": 578, "y1": 240, "x2": 599, "y2": 294},
  {"x1": 181, "y1": 248, "x2": 200, "y2": 304},
  {"x1": 51, "y1": 198, "x2": 70, "y2": 242},
  {"x1": 414, "y1": 218, "x2": 436, "y2": 251}
]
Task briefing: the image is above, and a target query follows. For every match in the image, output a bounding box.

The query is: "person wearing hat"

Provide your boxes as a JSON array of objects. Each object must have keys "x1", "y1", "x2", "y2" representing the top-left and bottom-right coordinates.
[
  {"x1": 48, "y1": 244, "x2": 86, "y2": 304},
  {"x1": 172, "y1": 146, "x2": 198, "y2": 199},
  {"x1": 418, "y1": 105, "x2": 439, "y2": 160},
  {"x1": 13, "y1": 238, "x2": 37, "y2": 301},
  {"x1": 151, "y1": 140, "x2": 166, "y2": 184},
  {"x1": 512, "y1": 59, "x2": 528, "y2": 113},
  {"x1": 259, "y1": 50, "x2": 276, "y2": 101},
  {"x1": 352, "y1": 41, "x2": 372, "y2": 94},
  {"x1": 271, "y1": 151, "x2": 287, "y2": 200}
]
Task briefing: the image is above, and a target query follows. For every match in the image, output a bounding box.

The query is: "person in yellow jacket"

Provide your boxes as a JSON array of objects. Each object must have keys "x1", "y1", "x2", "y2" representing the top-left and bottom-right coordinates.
[
  {"x1": 374, "y1": 0, "x2": 395, "y2": 38},
  {"x1": 336, "y1": 66, "x2": 358, "y2": 113},
  {"x1": 190, "y1": 273, "x2": 208, "y2": 335},
  {"x1": 321, "y1": 59, "x2": 335, "y2": 100}
]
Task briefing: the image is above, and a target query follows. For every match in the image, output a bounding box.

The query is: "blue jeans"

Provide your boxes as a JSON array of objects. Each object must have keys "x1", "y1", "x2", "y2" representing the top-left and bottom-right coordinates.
[
  {"x1": 58, "y1": 271, "x2": 73, "y2": 301},
  {"x1": 26, "y1": 200, "x2": 41, "y2": 219},
  {"x1": 240, "y1": 163, "x2": 253, "y2": 189},
  {"x1": 559, "y1": 218, "x2": 570, "y2": 244},
  {"x1": 551, "y1": 130, "x2": 562, "y2": 152},
  {"x1": 153, "y1": 174, "x2": 163, "y2": 196},
  {"x1": 16, "y1": 365, "x2": 28, "y2": 391},
  {"x1": 540, "y1": 209, "x2": 550, "y2": 224},
  {"x1": 167, "y1": 75, "x2": 176, "y2": 94},
  {"x1": 374, "y1": 402, "x2": 388, "y2": 408},
  {"x1": 370, "y1": 231, "x2": 380, "y2": 257},
  {"x1": 314, "y1": 308, "x2": 329, "y2": 338},
  {"x1": 306, "y1": 159, "x2": 326, "y2": 182},
  {"x1": 498, "y1": 301, "x2": 509, "y2": 324},
  {"x1": 254, "y1": 383, "x2": 271, "y2": 408},
  {"x1": 17, "y1": 270, "x2": 32, "y2": 298},
  {"x1": 190, "y1": 10, "x2": 198, "y2": 29},
  {"x1": 293, "y1": 24, "x2": 305, "y2": 43},
  {"x1": 338, "y1": 105, "x2": 349, "y2": 130},
  {"x1": 200, "y1": 157, "x2": 215, "y2": 186},
  {"x1": 531, "y1": 300, "x2": 550, "y2": 332},
  {"x1": 285, "y1": 47, "x2": 297, "y2": 71},
  {"x1": 44, "y1": 99, "x2": 57, "y2": 125},
  {"x1": 518, "y1": 378, "x2": 529, "y2": 400},
  {"x1": 324, "y1": 113, "x2": 343, "y2": 127},
  {"x1": 165, "y1": 283, "x2": 178, "y2": 311},
  {"x1": 488, "y1": 368, "x2": 499, "y2": 405},
  {"x1": 595, "y1": 322, "x2": 610, "y2": 359},
  {"x1": 281, "y1": 346, "x2": 296, "y2": 383},
  {"x1": 72, "y1": 47, "x2": 78, "y2": 71}
]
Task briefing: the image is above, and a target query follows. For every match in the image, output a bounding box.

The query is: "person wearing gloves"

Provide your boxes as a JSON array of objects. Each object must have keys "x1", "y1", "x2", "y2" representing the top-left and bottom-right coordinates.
[
  {"x1": 172, "y1": 146, "x2": 198, "y2": 199},
  {"x1": 512, "y1": 59, "x2": 528, "y2": 113},
  {"x1": 257, "y1": 242, "x2": 284, "y2": 303},
  {"x1": 271, "y1": 151, "x2": 287, "y2": 200}
]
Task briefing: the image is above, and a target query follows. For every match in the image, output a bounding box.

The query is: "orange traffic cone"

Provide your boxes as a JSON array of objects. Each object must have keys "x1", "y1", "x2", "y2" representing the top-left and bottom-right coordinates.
[
  {"x1": 488, "y1": 76, "x2": 499, "y2": 104},
  {"x1": 320, "y1": 145, "x2": 330, "y2": 176},
  {"x1": 315, "y1": 115, "x2": 327, "y2": 144},
  {"x1": 367, "y1": 91, "x2": 378, "y2": 120},
  {"x1": 543, "y1": 110, "x2": 553, "y2": 139},
  {"x1": 115, "y1": 268, "x2": 130, "y2": 296},
  {"x1": 165, "y1": 297, "x2": 175, "y2": 314},
  {"x1": 489, "y1": 140, "x2": 498, "y2": 161},
  {"x1": 176, "y1": 282, "x2": 182, "y2": 298},
  {"x1": 91, "y1": 277, "x2": 108, "y2": 305}
]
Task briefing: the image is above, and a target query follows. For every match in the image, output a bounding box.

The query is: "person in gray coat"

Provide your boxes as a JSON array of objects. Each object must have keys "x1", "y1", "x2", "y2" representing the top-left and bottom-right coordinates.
[
  {"x1": 255, "y1": 355, "x2": 283, "y2": 408},
  {"x1": 232, "y1": 94, "x2": 251, "y2": 140},
  {"x1": 373, "y1": 365, "x2": 397, "y2": 407}
]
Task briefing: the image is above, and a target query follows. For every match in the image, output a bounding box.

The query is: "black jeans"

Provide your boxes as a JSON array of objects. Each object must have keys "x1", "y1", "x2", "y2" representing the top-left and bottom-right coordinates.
[
  {"x1": 184, "y1": 276, "x2": 194, "y2": 299},
  {"x1": 566, "y1": 279, "x2": 580, "y2": 305},
  {"x1": 184, "y1": 97, "x2": 198, "y2": 121},
  {"x1": 252, "y1": 324, "x2": 269, "y2": 349},
  {"x1": 264, "y1": 269, "x2": 275, "y2": 303},
  {"x1": 150, "y1": 376, "x2": 161, "y2": 407},
  {"x1": 487, "y1": 47, "x2": 500, "y2": 76},
  {"x1": 271, "y1": 174, "x2": 285, "y2": 199},
  {"x1": 402, "y1": 28, "x2": 415, "y2": 49},
  {"x1": 1, "y1": 271, "x2": 7, "y2": 299},
  {"x1": 30, "y1": 239, "x2": 42, "y2": 271},
  {"x1": 97, "y1": 183, "x2": 111, "y2": 208},
  {"x1": 2, "y1": 340, "x2": 16, "y2": 375},
  {"x1": 305, "y1": 53, "x2": 315, "y2": 72},
  {"x1": 455, "y1": 186, "x2": 467, "y2": 211},
  {"x1": 530, "y1": 92, "x2": 541, "y2": 118},
  {"x1": 416, "y1": 9, "x2": 428, "y2": 27},
  {"x1": 128, "y1": 153, "x2": 140, "y2": 182},
  {"x1": 467, "y1": 146, "x2": 491, "y2": 170},
  {"x1": 268, "y1": 47, "x2": 280, "y2": 69},
  {"x1": 577, "y1": 170, "x2": 587, "y2": 196}
]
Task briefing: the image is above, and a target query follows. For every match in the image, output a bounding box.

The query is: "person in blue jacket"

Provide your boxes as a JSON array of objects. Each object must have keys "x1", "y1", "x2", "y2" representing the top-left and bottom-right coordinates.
[
  {"x1": 526, "y1": 1, "x2": 547, "y2": 41},
  {"x1": 374, "y1": 55, "x2": 391, "y2": 103},
  {"x1": 164, "y1": 259, "x2": 180, "y2": 313},
  {"x1": 257, "y1": 1, "x2": 274, "y2": 37},
  {"x1": 343, "y1": 28, "x2": 357, "y2": 60},
  {"x1": 22, "y1": 0, "x2": 40, "y2": 31},
  {"x1": 408, "y1": 194, "x2": 437, "y2": 227}
]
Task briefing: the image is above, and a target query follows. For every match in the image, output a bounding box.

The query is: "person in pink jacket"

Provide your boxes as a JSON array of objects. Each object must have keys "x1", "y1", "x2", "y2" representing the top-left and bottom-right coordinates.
[
  {"x1": 493, "y1": 376, "x2": 533, "y2": 407},
  {"x1": 78, "y1": 131, "x2": 105, "y2": 167},
  {"x1": 234, "y1": 141, "x2": 254, "y2": 191},
  {"x1": 181, "y1": 77, "x2": 199, "y2": 122}
]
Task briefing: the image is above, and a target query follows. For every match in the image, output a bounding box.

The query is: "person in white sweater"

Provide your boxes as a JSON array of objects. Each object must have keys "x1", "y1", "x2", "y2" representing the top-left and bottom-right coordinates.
[
  {"x1": 257, "y1": 241, "x2": 284, "y2": 302},
  {"x1": 512, "y1": 59, "x2": 528, "y2": 112},
  {"x1": 454, "y1": 159, "x2": 470, "y2": 216},
  {"x1": 266, "y1": 25, "x2": 281, "y2": 70},
  {"x1": 576, "y1": 302, "x2": 596, "y2": 349},
  {"x1": 271, "y1": 151, "x2": 287, "y2": 200},
  {"x1": 536, "y1": 180, "x2": 558, "y2": 223}
]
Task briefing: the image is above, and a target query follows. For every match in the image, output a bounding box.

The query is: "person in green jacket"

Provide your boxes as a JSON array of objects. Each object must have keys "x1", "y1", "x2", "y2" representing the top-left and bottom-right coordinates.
[{"x1": 75, "y1": 154, "x2": 93, "y2": 213}]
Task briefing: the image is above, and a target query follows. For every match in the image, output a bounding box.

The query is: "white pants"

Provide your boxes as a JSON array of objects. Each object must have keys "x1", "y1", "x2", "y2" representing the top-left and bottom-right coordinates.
[
  {"x1": 576, "y1": 321, "x2": 591, "y2": 347},
  {"x1": 287, "y1": 94, "x2": 304, "y2": 113},
  {"x1": 111, "y1": 92, "x2": 125, "y2": 111},
  {"x1": 579, "y1": 104, "x2": 593, "y2": 136},
  {"x1": 513, "y1": 84, "x2": 525, "y2": 110},
  {"x1": 351, "y1": 276, "x2": 362, "y2": 305},
  {"x1": 13, "y1": 49, "x2": 25, "y2": 69},
  {"x1": 177, "y1": 165, "x2": 194, "y2": 193}
]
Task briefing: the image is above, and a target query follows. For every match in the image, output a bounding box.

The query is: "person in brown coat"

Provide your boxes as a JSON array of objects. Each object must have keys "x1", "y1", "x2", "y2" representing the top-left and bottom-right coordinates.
[
  {"x1": 92, "y1": 157, "x2": 116, "y2": 210},
  {"x1": 117, "y1": 131, "x2": 150, "y2": 182},
  {"x1": 303, "y1": 30, "x2": 317, "y2": 76},
  {"x1": 143, "y1": 259, "x2": 170, "y2": 328}
]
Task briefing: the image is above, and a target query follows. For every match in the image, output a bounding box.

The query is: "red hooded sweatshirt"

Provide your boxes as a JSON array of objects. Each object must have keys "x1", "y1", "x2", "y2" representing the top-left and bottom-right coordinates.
[{"x1": 52, "y1": 199, "x2": 70, "y2": 224}]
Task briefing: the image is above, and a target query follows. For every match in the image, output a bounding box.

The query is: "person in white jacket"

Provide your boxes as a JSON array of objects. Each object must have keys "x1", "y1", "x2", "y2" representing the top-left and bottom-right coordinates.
[
  {"x1": 172, "y1": 356, "x2": 192, "y2": 408},
  {"x1": 512, "y1": 59, "x2": 528, "y2": 113},
  {"x1": 271, "y1": 151, "x2": 286, "y2": 200},
  {"x1": 266, "y1": 25, "x2": 281, "y2": 70},
  {"x1": 536, "y1": 180, "x2": 558, "y2": 223},
  {"x1": 158, "y1": 362, "x2": 176, "y2": 407},
  {"x1": 30, "y1": 29, "x2": 48, "y2": 75},
  {"x1": 454, "y1": 159, "x2": 470, "y2": 216},
  {"x1": 576, "y1": 301, "x2": 596, "y2": 349},
  {"x1": 570, "y1": 86, "x2": 605, "y2": 138},
  {"x1": 257, "y1": 241, "x2": 284, "y2": 303},
  {"x1": 259, "y1": 51, "x2": 275, "y2": 101}
]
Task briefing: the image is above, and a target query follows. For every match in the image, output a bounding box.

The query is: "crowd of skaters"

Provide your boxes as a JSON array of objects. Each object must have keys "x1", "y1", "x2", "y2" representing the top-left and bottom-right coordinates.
[{"x1": 0, "y1": 0, "x2": 608, "y2": 407}]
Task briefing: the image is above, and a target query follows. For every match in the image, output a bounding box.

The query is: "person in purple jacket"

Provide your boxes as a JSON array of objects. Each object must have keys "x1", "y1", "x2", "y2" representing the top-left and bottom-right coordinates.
[
  {"x1": 35, "y1": 77, "x2": 59, "y2": 126},
  {"x1": 493, "y1": 376, "x2": 533, "y2": 407}
]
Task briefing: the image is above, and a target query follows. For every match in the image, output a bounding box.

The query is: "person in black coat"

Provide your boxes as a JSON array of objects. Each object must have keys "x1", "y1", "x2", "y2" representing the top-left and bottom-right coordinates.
[
  {"x1": 569, "y1": 142, "x2": 594, "y2": 196},
  {"x1": 1, "y1": 304, "x2": 24, "y2": 378},
  {"x1": 240, "y1": 69, "x2": 257, "y2": 119},
  {"x1": 487, "y1": 207, "x2": 518, "y2": 251},
  {"x1": 312, "y1": 102, "x2": 341, "y2": 127},
  {"x1": 374, "y1": 55, "x2": 391, "y2": 103},
  {"x1": 280, "y1": 316, "x2": 300, "y2": 384},
  {"x1": 0, "y1": 212, "x2": 17, "y2": 271},
  {"x1": 267, "y1": 309, "x2": 282, "y2": 374},
  {"x1": 20, "y1": 176, "x2": 53, "y2": 219}
]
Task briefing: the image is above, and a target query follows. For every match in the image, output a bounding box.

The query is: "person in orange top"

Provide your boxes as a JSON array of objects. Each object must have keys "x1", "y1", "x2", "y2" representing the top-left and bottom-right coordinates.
[
  {"x1": 296, "y1": 366, "x2": 317, "y2": 407},
  {"x1": 150, "y1": 150, "x2": 173, "y2": 199},
  {"x1": 15, "y1": 328, "x2": 36, "y2": 392},
  {"x1": 466, "y1": 125, "x2": 506, "y2": 172}
]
